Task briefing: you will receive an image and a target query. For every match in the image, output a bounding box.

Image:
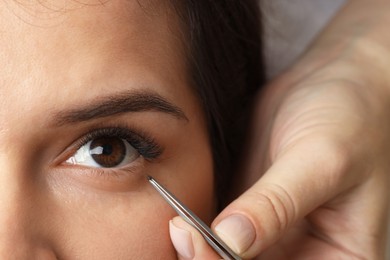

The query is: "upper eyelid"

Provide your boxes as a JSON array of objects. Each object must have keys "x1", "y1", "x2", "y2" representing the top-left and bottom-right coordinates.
[{"x1": 71, "y1": 127, "x2": 163, "y2": 160}]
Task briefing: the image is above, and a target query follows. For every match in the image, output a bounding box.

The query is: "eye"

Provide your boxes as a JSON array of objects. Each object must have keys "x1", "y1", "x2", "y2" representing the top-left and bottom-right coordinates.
[
  {"x1": 63, "y1": 127, "x2": 163, "y2": 169},
  {"x1": 66, "y1": 136, "x2": 140, "y2": 168}
]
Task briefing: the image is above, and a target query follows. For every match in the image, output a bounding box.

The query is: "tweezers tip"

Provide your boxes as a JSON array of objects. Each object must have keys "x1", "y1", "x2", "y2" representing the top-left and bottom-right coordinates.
[{"x1": 146, "y1": 175, "x2": 153, "y2": 181}]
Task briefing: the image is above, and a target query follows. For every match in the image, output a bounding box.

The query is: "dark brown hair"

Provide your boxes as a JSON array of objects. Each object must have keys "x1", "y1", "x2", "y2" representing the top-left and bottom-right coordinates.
[{"x1": 174, "y1": 1, "x2": 265, "y2": 206}]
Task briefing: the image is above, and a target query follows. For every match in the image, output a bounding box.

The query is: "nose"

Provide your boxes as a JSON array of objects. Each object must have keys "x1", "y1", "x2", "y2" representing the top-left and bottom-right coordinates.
[{"x1": 0, "y1": 155, "x2": 58, "y2": 259}]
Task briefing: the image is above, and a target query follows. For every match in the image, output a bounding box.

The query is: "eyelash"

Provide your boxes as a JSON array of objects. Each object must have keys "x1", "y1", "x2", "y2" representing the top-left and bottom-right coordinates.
[{"x1": 74, "y1": 126, "x2": 163, "y2": 162}]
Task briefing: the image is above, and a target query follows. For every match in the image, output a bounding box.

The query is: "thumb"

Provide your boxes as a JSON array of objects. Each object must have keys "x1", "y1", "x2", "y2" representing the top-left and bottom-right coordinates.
[
  {"x1": 169, "y1": 216, "x2": 222, "y2": 260},
  {"x1": 212, "y1": 140, "x2": 358, "y2": 258}
]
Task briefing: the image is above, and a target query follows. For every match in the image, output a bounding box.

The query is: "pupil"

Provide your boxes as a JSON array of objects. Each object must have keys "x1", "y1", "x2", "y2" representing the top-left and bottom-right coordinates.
[
  {"x1": 90, "y1": 137, "x2": 126, "y2": 167},
  {"x1": 101, "y1": 144, "x2": 113, "y2": 155}
]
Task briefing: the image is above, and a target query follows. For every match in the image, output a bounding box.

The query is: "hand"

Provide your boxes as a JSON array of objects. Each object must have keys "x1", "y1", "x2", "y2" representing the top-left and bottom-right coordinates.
[{"x1": 169, "y1": 39, "x2": 390, "y2": 259}]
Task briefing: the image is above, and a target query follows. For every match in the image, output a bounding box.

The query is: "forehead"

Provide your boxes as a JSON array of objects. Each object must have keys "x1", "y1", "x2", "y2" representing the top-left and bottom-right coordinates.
[
  {"x1": 0, "y1": 0, "x2": 192, "y2": 128},
  {"x1": 0, "y1": 0, "x2": 181, "y2": 75},
  {"x1": 0, "y1": 0, "x2": 176, "y2": 47}
]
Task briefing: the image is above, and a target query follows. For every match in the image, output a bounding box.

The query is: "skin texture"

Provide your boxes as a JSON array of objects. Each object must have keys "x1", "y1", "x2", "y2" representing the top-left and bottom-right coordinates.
[
  {"x1": 0, "y1": 0, "x2": 214, "y2": 259},
  {"x1": 170, "y1": 1, "x2": 390, "y2": 259}
]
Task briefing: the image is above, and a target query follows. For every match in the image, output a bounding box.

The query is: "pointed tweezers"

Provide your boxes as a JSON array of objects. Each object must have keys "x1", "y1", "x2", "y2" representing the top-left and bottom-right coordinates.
[{"x1": 147, "y1": 175, "x2": 241, "y2": 260}]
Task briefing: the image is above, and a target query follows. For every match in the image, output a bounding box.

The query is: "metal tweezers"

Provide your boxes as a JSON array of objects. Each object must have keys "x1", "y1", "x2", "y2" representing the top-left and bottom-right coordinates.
[{"x1": 147, "y1": 175, "x2": 241, "y2": 260}]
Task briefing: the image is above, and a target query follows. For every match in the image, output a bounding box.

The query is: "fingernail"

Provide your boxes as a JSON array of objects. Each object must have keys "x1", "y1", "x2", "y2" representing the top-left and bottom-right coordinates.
[
  {"x1": 215, "y1": 214, "x2": 256, "y2": 254},
  {"x1": 169, "y1": 220, "x2": 195, "y2": 259}
]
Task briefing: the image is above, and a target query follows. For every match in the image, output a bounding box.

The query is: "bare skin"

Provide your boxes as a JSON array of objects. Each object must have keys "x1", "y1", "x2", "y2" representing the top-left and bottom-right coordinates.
[{"x1": 0, "y1": 0, "x2": 214, "y2": 259}]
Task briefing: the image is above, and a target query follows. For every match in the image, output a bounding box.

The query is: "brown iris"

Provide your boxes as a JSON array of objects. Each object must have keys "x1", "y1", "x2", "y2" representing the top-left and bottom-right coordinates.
[{"x1": 90, "y1": 137, "x2": 126, "y2": 168}]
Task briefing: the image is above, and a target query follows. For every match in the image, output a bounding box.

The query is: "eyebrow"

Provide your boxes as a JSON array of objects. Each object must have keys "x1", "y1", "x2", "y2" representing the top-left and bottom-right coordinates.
[{"x1": 52, "y1": 91, "x2": 188, "y2": 126}]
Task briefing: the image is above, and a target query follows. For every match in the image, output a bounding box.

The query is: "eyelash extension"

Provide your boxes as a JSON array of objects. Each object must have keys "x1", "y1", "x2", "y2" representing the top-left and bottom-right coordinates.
[{"x1": 76, "y1": 127, "x2": 163, "y2": 161}]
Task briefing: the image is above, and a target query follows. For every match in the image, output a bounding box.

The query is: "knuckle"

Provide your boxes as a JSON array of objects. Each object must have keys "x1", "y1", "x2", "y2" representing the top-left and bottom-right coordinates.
[
  {"x1": 246, "y1": 184, "x2": 297, "y2": 236},
  {"x1": 292, "y1": 134, "x2": 352, "y2": 185},
  {"x1": 306, "y1": 135, "x2": 352, "y2": 184}
]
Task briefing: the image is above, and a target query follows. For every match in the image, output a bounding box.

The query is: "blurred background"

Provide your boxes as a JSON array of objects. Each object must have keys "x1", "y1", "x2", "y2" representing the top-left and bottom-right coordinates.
[{"x1": 262, "y1": 0, "x2": 346, "y2": 78}]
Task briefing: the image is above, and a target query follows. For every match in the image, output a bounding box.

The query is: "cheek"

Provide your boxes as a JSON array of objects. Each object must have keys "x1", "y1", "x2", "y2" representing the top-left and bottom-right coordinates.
[
  {"x1": 145, "y1": 126, "x2": 216, "y2": 224},
  {"x1": 175, "y1": 151, "x2": 215, "y2": 224},
  {"x1": 47, "y1": 176, "x2": 214, "y2": 259},
  {"x1": 49, "y1": 189, "x2": 178, "y2": 259},
  {"x1": 46, "y1": 147, "x2": 214, "y2": 260}
]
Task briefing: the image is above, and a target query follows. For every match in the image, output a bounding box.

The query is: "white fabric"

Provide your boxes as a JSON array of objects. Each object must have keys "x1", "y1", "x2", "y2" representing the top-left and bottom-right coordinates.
[{"x1": 262, "y1": 0, "x2": 347, "y2": 78}]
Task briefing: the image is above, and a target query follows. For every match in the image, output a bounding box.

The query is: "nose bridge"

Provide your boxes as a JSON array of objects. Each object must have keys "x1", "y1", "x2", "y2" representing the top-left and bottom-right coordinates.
[
  {"x1": 0, "y1": 151, "x2": 29, "y2": 226},
  {"x1": 0, "y1": 151, "x2": 34, "y2": 255},
  {"x1": 0, "y1": 152, "x2": 57, "y2": 259}
]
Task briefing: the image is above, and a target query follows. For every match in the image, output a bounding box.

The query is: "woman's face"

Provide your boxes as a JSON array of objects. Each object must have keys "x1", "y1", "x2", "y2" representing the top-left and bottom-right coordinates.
[{"x1": 0, "y1": 0, "x2": 214, "y2": 258}]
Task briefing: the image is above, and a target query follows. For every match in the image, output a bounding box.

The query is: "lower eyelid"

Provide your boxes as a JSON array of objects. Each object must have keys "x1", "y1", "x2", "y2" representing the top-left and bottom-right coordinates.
[{"x1": 53, "y1": 158, "x2": 147, "y2": 192}]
